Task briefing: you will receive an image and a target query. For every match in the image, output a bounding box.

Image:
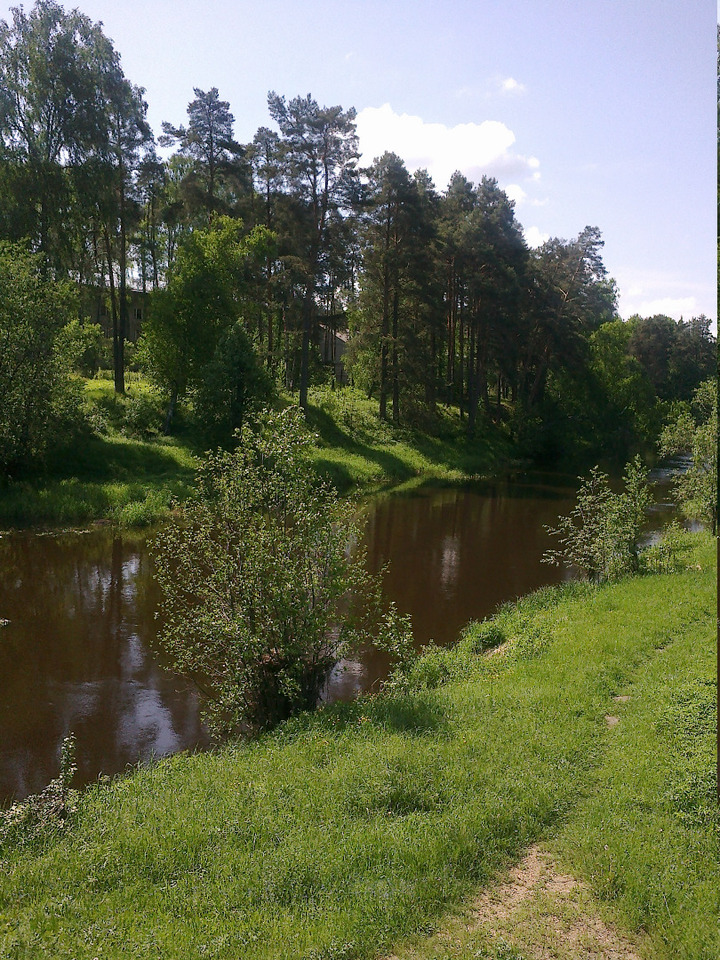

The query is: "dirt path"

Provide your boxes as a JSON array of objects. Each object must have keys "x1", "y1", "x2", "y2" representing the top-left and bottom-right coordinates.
[{"x1": 387, "y1": 844, "x2": 646, "y2": 960}]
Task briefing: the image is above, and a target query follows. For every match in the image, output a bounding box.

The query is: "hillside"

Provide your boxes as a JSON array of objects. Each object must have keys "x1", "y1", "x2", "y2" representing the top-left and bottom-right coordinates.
[{"x1": 0, "y1": 378, "x2": 512, "y2": 530}]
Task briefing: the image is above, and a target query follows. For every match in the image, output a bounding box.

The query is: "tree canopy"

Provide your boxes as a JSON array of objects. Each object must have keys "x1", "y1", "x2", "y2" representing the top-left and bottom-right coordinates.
[
  {"x1": 0, "y1": 241, "x2": 82, "y2": 472},
  {"x1": 0, "y1": 0, "x2": 715, "y2": 466}
]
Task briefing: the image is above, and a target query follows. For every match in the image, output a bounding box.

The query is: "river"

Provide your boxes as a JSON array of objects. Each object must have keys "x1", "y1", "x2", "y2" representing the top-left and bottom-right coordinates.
[{"x1": 0, "y1": 467, "x2": 682, "y2": 804}]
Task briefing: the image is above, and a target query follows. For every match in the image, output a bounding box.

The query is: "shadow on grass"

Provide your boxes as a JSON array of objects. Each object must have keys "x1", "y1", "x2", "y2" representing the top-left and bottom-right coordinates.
[
  {"x1": 277, "y1": 688, "x2": 451, "y2": 746},
  {"x1": 47, "y1": 433, "x2": 198, "y2": 483},
  {"x1": 309, "y1": 406, "x2": 421, "y2": 483},
  {"x1": 1, "y1": 431, "x2": 199, "y2": 529},
  {"x1": 308, "y1": 401, "x2": 512, "y2": 489}
]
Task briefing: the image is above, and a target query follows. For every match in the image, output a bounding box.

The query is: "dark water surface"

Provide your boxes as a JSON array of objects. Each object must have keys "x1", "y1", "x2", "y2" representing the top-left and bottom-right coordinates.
[{"x1": 0, "y1": 468, "x2": 680, "y2": 804}]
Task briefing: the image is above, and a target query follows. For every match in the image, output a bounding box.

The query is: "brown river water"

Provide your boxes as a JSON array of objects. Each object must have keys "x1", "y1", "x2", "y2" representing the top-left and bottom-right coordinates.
[{"x1": 0, "y1": 468, "x2": 681, "y2": 804}]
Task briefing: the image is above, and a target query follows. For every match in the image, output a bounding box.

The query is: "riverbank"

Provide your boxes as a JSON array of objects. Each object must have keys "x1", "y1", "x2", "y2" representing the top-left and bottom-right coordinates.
[
  {"x1": 0, "y1": 378, "x2": 512, "y2": 531},
  {"x1": 1, "y1": 532, "x2": 715, "y2": 959}
]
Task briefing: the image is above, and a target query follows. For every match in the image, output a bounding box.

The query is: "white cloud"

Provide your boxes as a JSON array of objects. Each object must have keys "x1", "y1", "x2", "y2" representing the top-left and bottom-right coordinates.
[
  {"x1": 621, "y1": 295, "x2": 698, "y2": 321},
  {"x1": 506, "y1": 184, "x2": 549, "y2": 209},
  {"x1": 356, "y1": 103, "x2": 540, "y2": 192},
  {"x1": 500, "y1": 77, "x2": 526, "y2": 95},
  {"x1": 524, "y1": 226, "x2": 549, "y2": 248},
  {"x1": 615, "y1": 268, "x2": 715, "y2": 325},
  {"x1": 505, "y1": 184, "x2": 526, "y2": 205}
]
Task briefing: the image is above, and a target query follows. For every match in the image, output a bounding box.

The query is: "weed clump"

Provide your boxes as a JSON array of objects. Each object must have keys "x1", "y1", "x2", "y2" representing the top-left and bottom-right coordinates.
[{"x1": 0, "y1": 736, "x2": 78, "y2": 850}]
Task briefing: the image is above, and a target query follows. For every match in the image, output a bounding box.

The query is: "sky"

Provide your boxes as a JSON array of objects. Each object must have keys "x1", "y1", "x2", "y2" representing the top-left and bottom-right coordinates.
[{"x1": 2, "y1": 0, "x2": 716, "y2": 324}]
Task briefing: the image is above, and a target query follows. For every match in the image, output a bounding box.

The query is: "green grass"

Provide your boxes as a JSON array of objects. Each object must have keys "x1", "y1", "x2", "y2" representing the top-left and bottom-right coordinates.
[
  {"x1": 0, "y1": 434, "x2": 198, "y2": 529},
  {"x1": 1, "y1": 534, "x2": 715, "y2": 959},
  {"x1": 551, "y1": 575, "x2": 718, "y2": 959},
  {"x1": 0, "y1": 378, "x2": 511, "y2": 530},
  {"x1": 305, "y1": 384, "x2": 510, "y2": 492},
  {"x1": 0, "y1": 375, "x2": 200, "y2": 530}
]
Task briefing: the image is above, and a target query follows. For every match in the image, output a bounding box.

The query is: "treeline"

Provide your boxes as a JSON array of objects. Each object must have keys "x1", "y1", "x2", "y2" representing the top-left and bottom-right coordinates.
[{"x1": 0, "y1": 1, "x2": 715, "y2": 472}]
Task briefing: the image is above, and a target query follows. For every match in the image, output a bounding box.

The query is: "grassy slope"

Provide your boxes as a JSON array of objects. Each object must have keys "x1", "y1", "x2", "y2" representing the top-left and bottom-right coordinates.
[
  {"x1": 553, "y1": 583, "x2": 718, "y2": 960},
  {"x1": 0, "y1": 380, "x2": 510, "y2": 530},
  {"x1": 1, "y1": 535, "x2": 715, "y2": 960},
  {"x1": 304, "y1": 386, "x2": 508, "y2": 492},
  {"x1": 0, "y1": 375, "x2": 199, "y2": 529}
]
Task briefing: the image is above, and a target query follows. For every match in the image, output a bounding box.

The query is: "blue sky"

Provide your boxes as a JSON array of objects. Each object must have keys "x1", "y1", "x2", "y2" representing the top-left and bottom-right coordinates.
[{"x1": 3, "y1": 0, "x2": 716, "y2": 324}]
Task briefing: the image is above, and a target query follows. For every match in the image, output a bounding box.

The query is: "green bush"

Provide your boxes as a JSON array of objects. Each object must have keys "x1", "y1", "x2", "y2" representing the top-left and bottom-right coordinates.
[
  {"x1": 58, "y1": 318, "x2": 104, "y2": 376},
  {"x1": 543, "y1": 456, "x2": 651, "y2": 582},
  {"x1": 0, "y1": 242, "x2": 84, "y2": 473},
  {"x1": 660, "y1": 378, "x2": 717, "y2": 533},
  {"x1": 151, "y1": 407, "x2": 406, "y2": 732},
  {"x1": 122, "y1": 389, "x2": 165, "y2": 438},
  {"x1": 192, "y1": 320, "x2": 273, "y2": 446}
]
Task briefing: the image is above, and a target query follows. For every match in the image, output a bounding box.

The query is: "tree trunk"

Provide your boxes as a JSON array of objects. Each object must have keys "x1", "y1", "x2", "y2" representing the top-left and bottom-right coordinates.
[
  {"x1": 103, "y1": 228, "x2": 123, "y2": 395},
  {"x1": 528, "y1": 351, "x2": 549, "y2": 410},
  {"x1": 391, "y1": 282, "x2": 400, "y2": 425},
  {"x1": 117, "y1": 174, "x2": 127, "y2": 395},
  {"x1": 164, "y1": 385, "x2": 178, "y2": 434},
  {"x1": 467, "y1": 323, "x2": 478, "y2": 436},
  {"x1": 379, "y1": 217, "x2": 391, "y2": 421},
  {"x1": 458, "y1": 301, "x2": 465, "y2": 419},
  {"x1": 298, "y1": 283, "x2": 313, "y2": 412},
  {"x1": 299, "y1": 234, "x2": 322, "y2": 412}
]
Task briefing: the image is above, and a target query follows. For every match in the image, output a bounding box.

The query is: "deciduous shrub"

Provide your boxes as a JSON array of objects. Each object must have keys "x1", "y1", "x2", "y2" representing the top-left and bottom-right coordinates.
[
  {"x1": 0, "y1": 242, "x2": 83, "y2": 473},
  {"x1": 660, "y1": 378, "x2": 717, "y2": 534},
  {"x1": 543, "y1": 456, "x2": 651, "y2": 582},
  {"x1": 151, "y1": 408, "x2": 408, "y2": 732}
]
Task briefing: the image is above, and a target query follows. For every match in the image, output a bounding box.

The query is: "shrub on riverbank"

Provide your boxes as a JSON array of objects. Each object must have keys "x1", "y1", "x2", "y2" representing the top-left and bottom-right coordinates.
[
  {"x1": 543, "y1": 456, "x2": 651, "y2": 582},
  {"x1": 151, "y1": 408, "x2": 413, "y2": 732},
  {"x1": 1, "y1": 533, "x2": 715, "y2": 959}
]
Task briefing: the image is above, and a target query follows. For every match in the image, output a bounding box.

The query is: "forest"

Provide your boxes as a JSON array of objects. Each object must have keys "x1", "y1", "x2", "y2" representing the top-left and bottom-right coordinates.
[{"x1": 0, "y1": 0, "x2": 715, "y2": 479}]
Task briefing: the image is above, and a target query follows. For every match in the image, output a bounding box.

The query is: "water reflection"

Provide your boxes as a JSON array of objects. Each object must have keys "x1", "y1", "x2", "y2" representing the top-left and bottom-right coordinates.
[
  {"x1": 362, "y1": 477, "x2": 576, "y2": 650},
  {"x1": 0, "y1": 531, "x2": 210, "y2": 804}
]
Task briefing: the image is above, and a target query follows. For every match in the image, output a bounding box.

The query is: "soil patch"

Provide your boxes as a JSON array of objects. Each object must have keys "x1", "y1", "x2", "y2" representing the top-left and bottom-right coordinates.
[
  {"x1": 387, "y1": 844, "x2": 645, "y2": 960},
  {"x1": 469, "y1": 844, "x2": 642, "y2": 959}
]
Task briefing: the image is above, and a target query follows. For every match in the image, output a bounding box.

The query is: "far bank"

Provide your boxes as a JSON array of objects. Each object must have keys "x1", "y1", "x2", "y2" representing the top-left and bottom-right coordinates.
[{"x1": 0, "y1": 378, "x2": 518, "y2": 531}]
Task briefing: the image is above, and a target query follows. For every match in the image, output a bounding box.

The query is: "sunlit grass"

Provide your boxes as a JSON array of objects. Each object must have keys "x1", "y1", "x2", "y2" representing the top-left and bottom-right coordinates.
[
  {"x1": 0, "y1": 433, "x2": 198, "y2": 530},
  {"x1": 305, "y1": 384, "x2": 510, "y2": 491}
]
